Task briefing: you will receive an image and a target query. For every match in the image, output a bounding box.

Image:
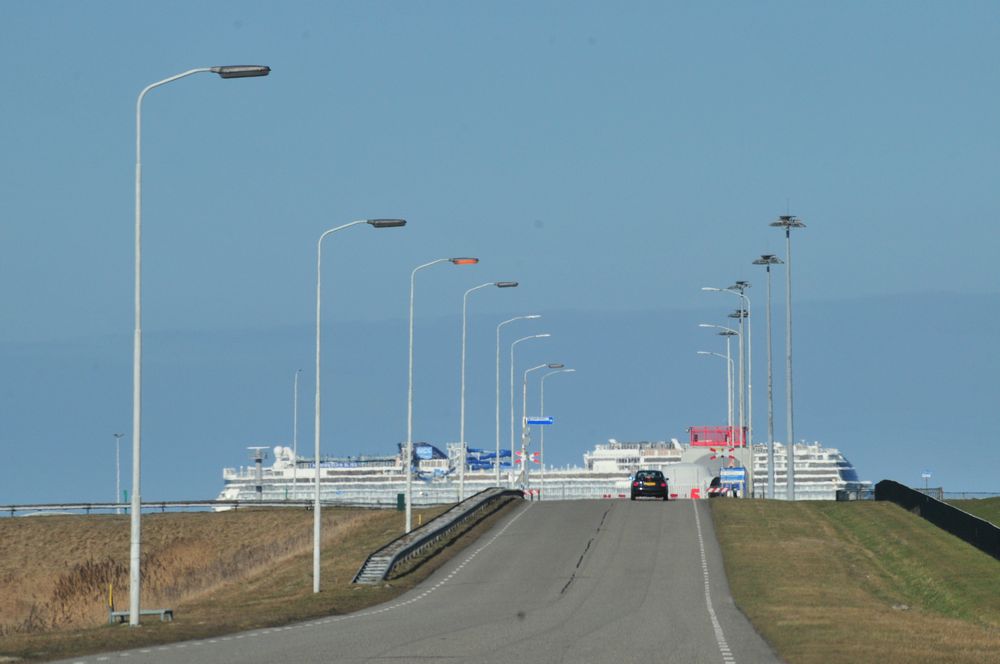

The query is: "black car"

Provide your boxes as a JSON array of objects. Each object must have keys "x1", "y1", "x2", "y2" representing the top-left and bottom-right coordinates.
[{"x1": 630, "y1": 470, "x2": 669, "y2": 501}]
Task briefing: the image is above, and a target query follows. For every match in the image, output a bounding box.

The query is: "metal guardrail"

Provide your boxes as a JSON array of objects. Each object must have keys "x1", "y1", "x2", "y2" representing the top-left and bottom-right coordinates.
[
  {"x1": 352, "y1": 487, "x2": 523, "y2": 584},
  {"x1": 876, "y1": 480, "x2": 1000, "y2": 560}
]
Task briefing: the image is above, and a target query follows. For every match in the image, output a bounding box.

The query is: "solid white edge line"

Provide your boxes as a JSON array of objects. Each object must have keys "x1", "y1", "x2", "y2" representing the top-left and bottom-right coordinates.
[{"x1": 692, "y1": 499, "x2": 735, "y2": 664}]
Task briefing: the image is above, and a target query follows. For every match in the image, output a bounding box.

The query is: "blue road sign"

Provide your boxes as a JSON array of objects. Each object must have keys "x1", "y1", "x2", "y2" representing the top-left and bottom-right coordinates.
[{"x1": 526, "y1": 416, "x2": 554, "y2": 425}]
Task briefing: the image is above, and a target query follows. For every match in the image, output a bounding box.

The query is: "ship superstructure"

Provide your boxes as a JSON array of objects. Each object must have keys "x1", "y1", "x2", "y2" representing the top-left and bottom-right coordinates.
[{"x1": 217, "y1": 437, "x2": 868, "y2": 506}]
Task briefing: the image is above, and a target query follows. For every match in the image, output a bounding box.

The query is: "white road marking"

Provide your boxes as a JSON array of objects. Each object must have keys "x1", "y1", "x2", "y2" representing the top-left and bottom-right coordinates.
[{"x1": 692, "y1": 499, "x2": 735, "y2": 664}]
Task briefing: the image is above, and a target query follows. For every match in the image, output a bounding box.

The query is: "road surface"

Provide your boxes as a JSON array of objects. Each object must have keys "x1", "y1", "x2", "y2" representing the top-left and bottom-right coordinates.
[{"x1": 62, "y1": 499, "x2": 779, "y2": 663}]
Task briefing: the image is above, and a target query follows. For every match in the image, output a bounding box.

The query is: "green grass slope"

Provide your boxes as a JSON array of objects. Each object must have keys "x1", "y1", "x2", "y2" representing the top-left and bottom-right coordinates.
[{"x1": 711, "y1": 500, "x2": 1000, "y2": 664}]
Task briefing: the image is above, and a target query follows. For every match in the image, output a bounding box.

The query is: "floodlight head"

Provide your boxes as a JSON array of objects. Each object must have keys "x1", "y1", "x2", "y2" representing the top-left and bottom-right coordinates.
[
  {"x1": 211, "y1": 65, "x2": 271, "y2": 78},
  {"x1": 495, "y1": 281, "x2": 519, "y2": 288},
  {"x1": 367, "y1": 219, "x2": 407, "y2": 228},
  {"x1": 770, "y1": 214, "x2": 806, "y2": 229},
  {"x1": 731, "y1": 281, "x2": 750, "y2": 290},
  {"x1": 718, "y1": 330, "x2": 738, "y2": 337},
  {"x1": 753, "y1": 254, "x2": 784, "y2": 266},
  {"x1": 728, "y1": 309, "x2": 748, "y2": 318},
  {"x1": 450, "y1": 257, "x2": 479, "y2": 265}
]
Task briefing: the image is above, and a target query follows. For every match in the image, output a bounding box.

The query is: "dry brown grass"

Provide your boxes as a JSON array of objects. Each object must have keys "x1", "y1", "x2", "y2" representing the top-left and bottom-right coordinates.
[
  {"x1": 0, "y1": 502, "x2": 516, "y2": 662},
  {"x1": 711, "y1": 500, "x2": 1000, "y2": 664}
]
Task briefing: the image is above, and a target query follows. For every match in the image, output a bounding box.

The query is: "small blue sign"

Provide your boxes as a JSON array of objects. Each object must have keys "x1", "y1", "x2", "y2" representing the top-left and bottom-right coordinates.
[{"x1": 526, "y1": 416, "x2": 554, "y2": 425}]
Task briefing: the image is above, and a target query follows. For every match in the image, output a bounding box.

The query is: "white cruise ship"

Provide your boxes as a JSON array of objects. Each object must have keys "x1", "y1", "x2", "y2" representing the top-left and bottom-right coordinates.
[{"x1": 216, "y1": 437, "x2": 868, "y2": 506}]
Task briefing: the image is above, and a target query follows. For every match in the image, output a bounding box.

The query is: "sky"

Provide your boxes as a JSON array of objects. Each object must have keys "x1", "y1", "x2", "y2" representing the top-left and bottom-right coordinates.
[{"x1": 1, "y1": 1, "x2": 998, "y2": 503}]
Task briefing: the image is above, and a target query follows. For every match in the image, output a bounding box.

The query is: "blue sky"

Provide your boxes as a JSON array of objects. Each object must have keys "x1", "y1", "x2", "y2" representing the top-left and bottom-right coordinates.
[{"x1": 1, "y1": 1, "x2": 998, "y2": 501}]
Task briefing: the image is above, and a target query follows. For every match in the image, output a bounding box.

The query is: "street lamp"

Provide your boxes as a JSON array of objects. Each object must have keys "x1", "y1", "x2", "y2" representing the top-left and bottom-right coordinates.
[
  {"x1": 753, "y1": 254, "x2": 784, "y2": 499},
  {"x1": 539, "y1": 368, "x2": 575, "y2": 500},
  {"x1": 292, "y1": 368, "x2": 301, "y2": 500},
  {"x1": 697, "y1": 352, "x2": 732, "y2": 436},
  {"x1": 699, "y1": 324, "x2": 740, "y2": 446},
  {"x1": 459, "y1": 281, "x2": 518, "y2": 501},
  {"x1": 769, "y1": 214, "x2": 806, "y2": 500},
  {"x1": 406, "y1": 257, "x2": 479, "y2": 533},
  {"x1": 130, "y1": 64, "x2": 269, "y2": 626},
  {"x1": 509, "y1": 334, "x2": 550, "y2": 487},
  {"x1": 496, "y1": 316, "x2": 541, "y2": 484},
  {"x1": 703, "y1": 285, "x2": 752, "y2": 447},
  {"x1": 521, "y1": 363, "x2": 563, "y2": 488},
  {"x1": 313, "y1": 218, "x2": 405, "y2": 593},
  {"x1": 112, "y1": 433, "x2": 124, "y2": 515}
]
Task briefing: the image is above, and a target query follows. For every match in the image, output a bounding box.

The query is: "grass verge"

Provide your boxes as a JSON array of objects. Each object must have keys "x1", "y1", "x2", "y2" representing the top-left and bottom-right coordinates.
[
  {"x1": 711, "y1": 500, "x2": 1000, "y2": 664},
  {"x1": 947, "y1": 496, "x2": 1000, "y2": 525},
  {"x1": 0, "y1": 500, "x2": 520, "y2": 662}
]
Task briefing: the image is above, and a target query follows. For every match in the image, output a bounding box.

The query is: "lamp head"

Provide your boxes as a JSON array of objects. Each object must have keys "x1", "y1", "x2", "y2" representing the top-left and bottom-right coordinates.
[
  {"x1": 770, "y1": 214, "x2": 806, "y2": 229},
  {"x1": 211, "y1": 65, "x2": 271, "y2": 78},
  {"x1": 546, "y1": 363, "x2": 564, "y2": 369},
  {"x1": 753, "y1": 254, "x2": 784, "y2": 266},
  {"x1": 367, "y1": 219, "x2": 407, "y2": 228},
  {"x1": 450, "y1": 257, "x2": 479, "y2": 265},
  {"x1": 495, "y1": 281, "x2": 519, "y2": 288}
]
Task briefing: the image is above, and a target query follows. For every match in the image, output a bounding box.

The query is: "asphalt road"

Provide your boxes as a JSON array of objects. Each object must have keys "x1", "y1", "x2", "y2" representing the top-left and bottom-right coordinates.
[{"x1": 62, "y1": 499, "x2": 779, "y2": 663}]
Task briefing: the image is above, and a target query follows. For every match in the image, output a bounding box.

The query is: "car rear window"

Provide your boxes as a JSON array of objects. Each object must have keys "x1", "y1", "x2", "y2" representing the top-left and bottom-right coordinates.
[{"x1": 636, "y1": 471, "x2": 663, "y2": 480}]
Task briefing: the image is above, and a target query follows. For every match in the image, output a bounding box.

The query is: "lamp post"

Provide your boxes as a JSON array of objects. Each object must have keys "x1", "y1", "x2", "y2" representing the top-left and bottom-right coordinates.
[
  {"x1": 509, "y1": 334, "x2": 550, "y2": 487},
  {"x1": 113, "y1": 433, "x2": 124, "y2": 515},
  {"x1": 697, "y1": 352, "x2": 732, "y2": 435},
  {"x1": 521, "y1": 363, "x2": 563, "y2": 488},
  {"x1": 406, "y1": 257, "x2": 479, "y2": 533},
  {"x1": 753, "y1": 254, "x2": 783, "y2": 499},
  {"x1": 459, "y1": 282, "x2": 518, "y2": 501},
  {"x1": 699, "y1": 324, "x2": 740, "y2": 446},
  {"x1": 130, "y1": 64, "x2": 269, "y2": 626},
  {"x1": 729, "y1": 281, "x2": 752, "y2": 449},
  {"x1": 292, "y1": 368, "x2": 301, "y2": 500},
  {"x1": 539, "y1": 368, "x2": 575, "y2": 500},
  {"x1": 702, "y1": 286, "x2": 751, "y2": 446},
  {"x1": 770, "y1": 214, "x2": 806, "y2": 500},
  {"x1": 313, "y1": 218, "x2": 406, "y2": 593},
  {"x1": 496, "y1": 316, "x2": 541, "y2": 485}
]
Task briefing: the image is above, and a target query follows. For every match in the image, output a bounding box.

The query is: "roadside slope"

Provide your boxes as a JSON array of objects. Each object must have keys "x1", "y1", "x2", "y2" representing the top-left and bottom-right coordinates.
[{"x1": 711, "y1": 500, "x2": 1000, "y2": 664}]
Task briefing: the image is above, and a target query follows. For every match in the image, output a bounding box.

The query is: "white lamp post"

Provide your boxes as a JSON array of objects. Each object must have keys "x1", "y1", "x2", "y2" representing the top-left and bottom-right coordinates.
[
  {"x1": 770, "y1": 214, "x2": 806, "y2": 500},
  {"x1": 539, "y1": 368, "x2": 575, "y2": 500},
  {"x1": 496, "y1": 316, "x2": 541, "y2": 484},
  {"x1": 699, "y1": 324, "x2": 740, "y2": 446},
  {"x1": 313, "y1": 219, "x2": 406, "y2": 593},
  {"x1": 292, "y1": 368, "x2": 301, "y2": 499},
  {"x1": 697, "y1": 352, "x2": 732, "y2": 435},
  {"x1": 509, "y1": 334, "x2": 550, "y2": 487},
  {"x1": 130, "y1": 64, "x2": 269, "y2": 626},
  {"x1": 520, "y1": 363, "x2": 563, "y2": 488},
  {"x1": 753, "y1": 254, "x2": 783, "y2": 499},
  {"x1": 704, "y1": 286, "x2": 751, "y2": 448},
  {"x1": 459, "y1": 282, "x2": 518, "y2": 501},
  {"x1": 406, "y1": 257, "x2": 479, "y2": 533}
]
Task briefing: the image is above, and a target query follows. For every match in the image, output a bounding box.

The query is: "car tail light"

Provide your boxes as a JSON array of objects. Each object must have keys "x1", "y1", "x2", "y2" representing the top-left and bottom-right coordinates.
[
  {"x1": 632, "y1": 481, "x2": 639, "y2": 487},
  {"x1": 660, "y1": 483, "x2": 667, "y2": 488}
]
